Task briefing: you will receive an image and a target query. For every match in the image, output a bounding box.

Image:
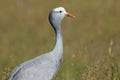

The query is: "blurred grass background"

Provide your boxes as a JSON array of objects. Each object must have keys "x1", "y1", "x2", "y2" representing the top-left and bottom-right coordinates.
[{"x1": 0, "y1": 0, "x2": 120, "y2": 80}]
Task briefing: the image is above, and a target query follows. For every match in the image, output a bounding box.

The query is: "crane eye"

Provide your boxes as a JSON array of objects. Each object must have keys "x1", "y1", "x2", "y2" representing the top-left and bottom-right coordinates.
[{"x1": 59, "y1": 11, "x2": 62, "y2": 13}]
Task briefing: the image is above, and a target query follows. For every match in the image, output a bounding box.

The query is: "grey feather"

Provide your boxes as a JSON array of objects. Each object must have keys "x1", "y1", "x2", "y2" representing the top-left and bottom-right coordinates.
[{"x1": 8, "y1": 7, "x2": 73, "y2": 80}]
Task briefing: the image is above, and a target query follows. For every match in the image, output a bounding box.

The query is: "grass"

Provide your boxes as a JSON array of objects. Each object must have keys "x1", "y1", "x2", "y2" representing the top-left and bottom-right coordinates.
[{"x1": 0, "y1": 0, "x2": 120, "y2": 80}]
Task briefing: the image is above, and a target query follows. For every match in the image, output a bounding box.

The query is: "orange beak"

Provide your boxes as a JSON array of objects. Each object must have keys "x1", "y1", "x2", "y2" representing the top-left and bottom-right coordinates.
[{"x1": 65, "y1": 13, "x2": 75, "y2": 18}]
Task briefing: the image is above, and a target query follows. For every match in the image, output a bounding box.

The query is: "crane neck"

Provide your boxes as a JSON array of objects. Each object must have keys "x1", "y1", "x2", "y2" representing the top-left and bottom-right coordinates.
[{"x1": 52, "y1": 24, "x2": 63, "y2": 58}]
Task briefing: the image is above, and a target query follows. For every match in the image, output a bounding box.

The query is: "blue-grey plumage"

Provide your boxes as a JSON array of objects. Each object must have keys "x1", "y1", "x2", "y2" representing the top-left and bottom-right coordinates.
[{"x1": 8, "y1": 7, "x2": 74, "y2": 80}]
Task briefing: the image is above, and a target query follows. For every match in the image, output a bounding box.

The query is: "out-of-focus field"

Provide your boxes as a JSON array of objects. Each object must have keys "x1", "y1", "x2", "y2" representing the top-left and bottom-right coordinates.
[{"x1": 0, "y1": 0, "x2": 120, "y2": 80}]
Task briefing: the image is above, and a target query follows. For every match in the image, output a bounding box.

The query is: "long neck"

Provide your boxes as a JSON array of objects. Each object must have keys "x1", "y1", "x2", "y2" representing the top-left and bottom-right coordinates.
[
  {"x1": 52, "y1": 23, "x2": 63, "y2": 58},
  {"x1": 54, "y1": 26, "x2": 63, "y2": 53}
]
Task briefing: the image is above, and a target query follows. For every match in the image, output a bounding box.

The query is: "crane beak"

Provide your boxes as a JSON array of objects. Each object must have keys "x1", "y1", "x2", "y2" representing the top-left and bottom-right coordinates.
[{"x1": 65, "y1": 13, "x2": 75, "y2": 18}]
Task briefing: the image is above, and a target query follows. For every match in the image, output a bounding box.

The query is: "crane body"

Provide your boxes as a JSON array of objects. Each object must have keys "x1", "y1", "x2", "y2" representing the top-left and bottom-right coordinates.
[{"x1": 8, "y1": 7, "x2": 74, "y2": 80}]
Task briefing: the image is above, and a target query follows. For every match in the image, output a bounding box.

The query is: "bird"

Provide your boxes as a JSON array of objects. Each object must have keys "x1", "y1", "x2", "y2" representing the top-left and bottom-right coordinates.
[{"x1": 8, "y1": 7, "x2": 74, "y2": 80}]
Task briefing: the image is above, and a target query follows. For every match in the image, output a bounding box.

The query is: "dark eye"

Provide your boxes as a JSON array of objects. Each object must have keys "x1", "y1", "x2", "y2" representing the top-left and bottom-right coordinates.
[{"x1": 59, "y1": 11, "x2": 62, "y2": 13}]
